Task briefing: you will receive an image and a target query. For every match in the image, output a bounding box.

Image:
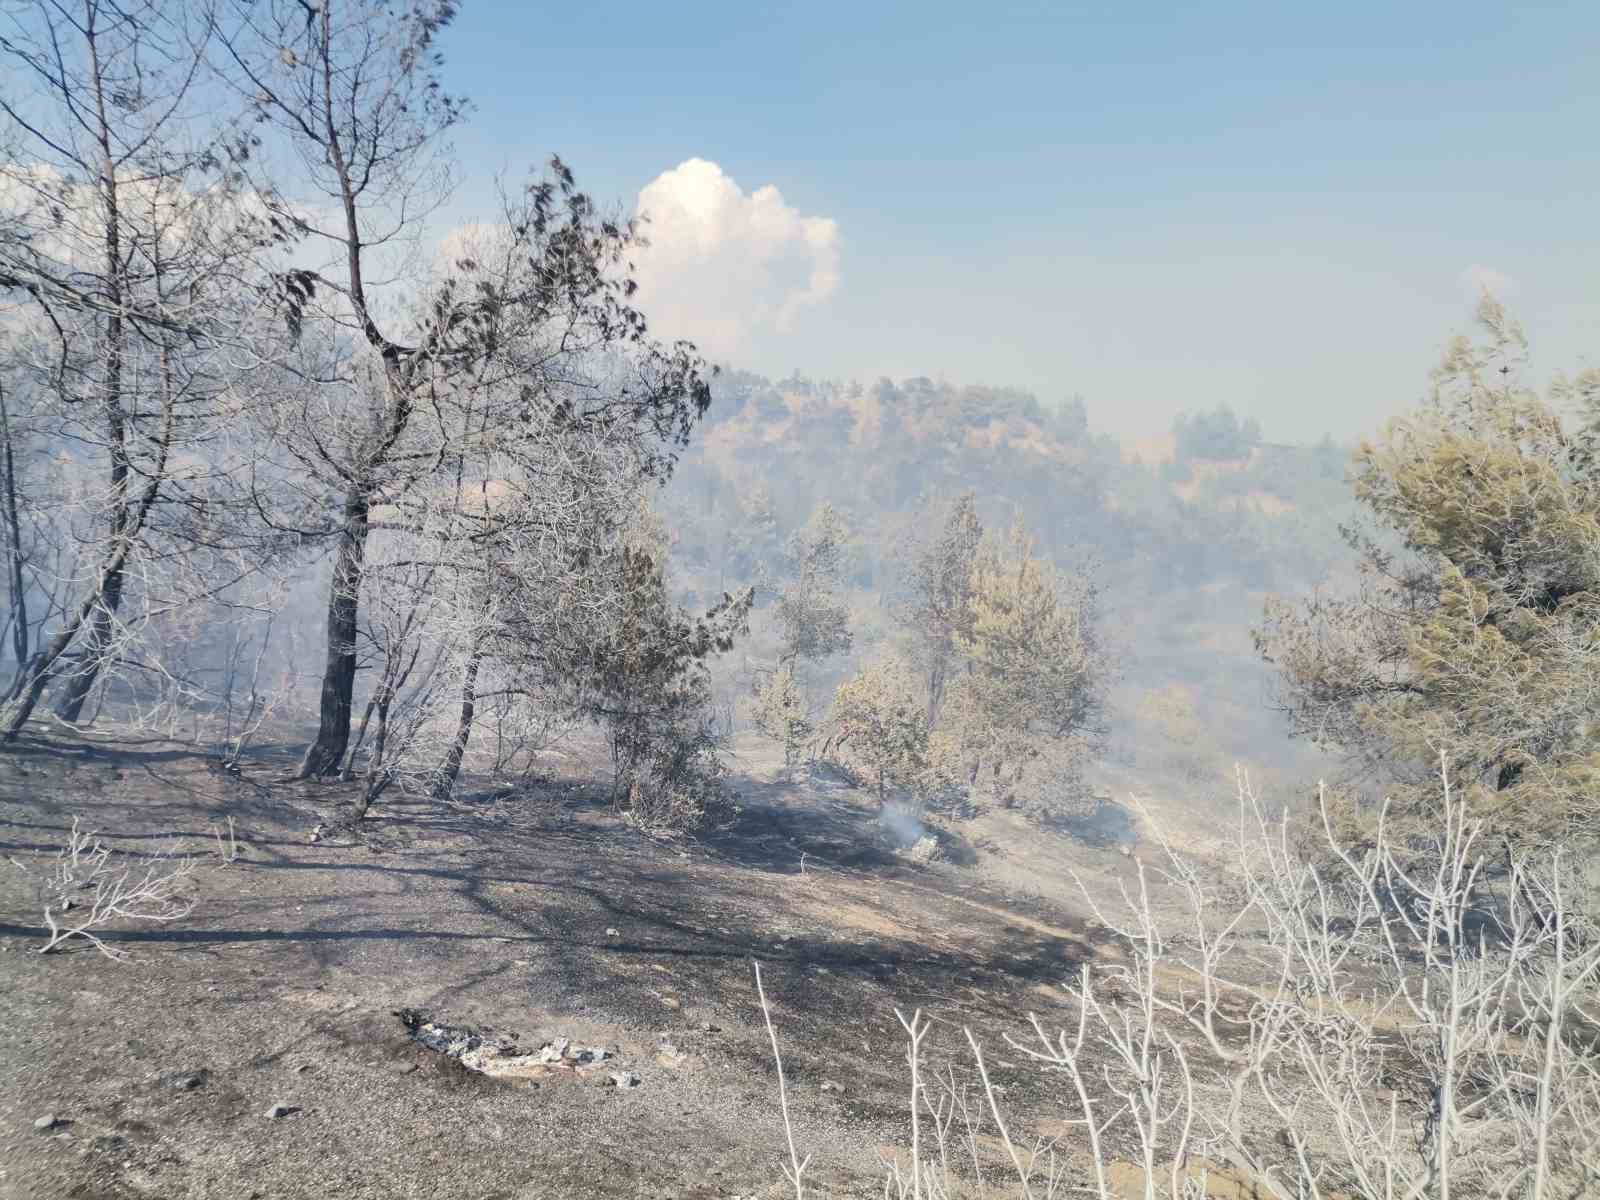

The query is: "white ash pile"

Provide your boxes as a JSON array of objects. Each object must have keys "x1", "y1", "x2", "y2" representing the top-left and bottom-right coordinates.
[{"x1": 395, "y1": 1009, "x2": 622, "y2": 1083}]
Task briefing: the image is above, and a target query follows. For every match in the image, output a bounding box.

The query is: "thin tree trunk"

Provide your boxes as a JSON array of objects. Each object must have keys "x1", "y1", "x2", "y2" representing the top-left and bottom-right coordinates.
[
  {"x1": 1, "y1": 549, "x2": 130, "y2": 737},
  {"x1": 297, "y1": 491, "x2": 370, "y2": 777},
  {"x1": 431, "y1": 650, "x2": 481, "y2": 800},
  {"x1": 301, "y1": 0, "x2": 417, "y2": 779},
  {"x1": 1, "y1": 411, "x2": 168, "y2": 741},
  {"x1": 340, "y1": 694, "x2": 379, "y2": 781},
  {"x1": 353, "y1": 691, "x2": 398, "y2": 820},
  {"x1": 926, "y1": 658, "x2": 947, "y2": 729},
  {"x1": 0, "y1": 380, "x2": 29, "y2": 678},
  {"x1": 369, "y1": 697, "x2": 392, "y2": 774},
  {"x1": 52, "y1": 574, "x2": 123, "y2": 721},
  {"x1": 54, "y1": 6, "x2": 129, "y2": 726}
]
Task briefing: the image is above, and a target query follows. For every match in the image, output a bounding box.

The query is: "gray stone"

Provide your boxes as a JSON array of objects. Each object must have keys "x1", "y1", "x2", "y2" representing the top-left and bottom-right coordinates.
[
  {"x1": 820, "y1": 1080, "x2": 844, "y2": 1094},
  {"x1": 607, "y1": 1071, "x2": 641, "y2": 1089},
  {"x1": 33, "y1": 1114, "x2": 58, "y2": 1132},
  {"x1": 265, "y1": 1104, "x2": 295, "y2": 1119},
  {"x1": 178, "y1": 1074, "x2": 204, "y2": 1090}
]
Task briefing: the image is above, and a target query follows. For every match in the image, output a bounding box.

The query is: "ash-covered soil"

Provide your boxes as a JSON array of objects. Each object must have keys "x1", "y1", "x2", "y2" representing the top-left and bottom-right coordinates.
[{"x1": 0, "y1": 729, "x2": 1150, "y2": 1199}]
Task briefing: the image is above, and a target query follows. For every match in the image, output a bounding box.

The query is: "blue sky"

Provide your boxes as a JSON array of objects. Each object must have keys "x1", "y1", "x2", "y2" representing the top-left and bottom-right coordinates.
[{"x1": 439, "y1": 1, "x2": 1599, "y2": 443}]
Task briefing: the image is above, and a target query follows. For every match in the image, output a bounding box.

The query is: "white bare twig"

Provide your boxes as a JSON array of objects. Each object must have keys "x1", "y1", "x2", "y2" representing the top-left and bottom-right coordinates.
[
  {"x1": 37, "y1": 818, "x2": 197, "y2": 960},
  {"x1": 755, "y1": 959, "x2": 813, "y2": 1200}
]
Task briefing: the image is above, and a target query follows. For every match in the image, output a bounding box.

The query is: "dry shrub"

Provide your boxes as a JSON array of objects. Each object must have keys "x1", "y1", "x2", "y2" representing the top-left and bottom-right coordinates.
[
  {"x1": 759, "y1": 763, "x2": 1600, "y2": 1199},
  {"x1": 35, "y1": 818, "x2": 198, "y2": 961},
  {"x1": 615, "y1": 724, "x2": 738, "y2": 833}
]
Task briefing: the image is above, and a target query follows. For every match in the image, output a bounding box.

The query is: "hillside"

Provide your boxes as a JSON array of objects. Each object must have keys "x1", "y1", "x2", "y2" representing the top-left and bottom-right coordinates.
[
  {"x1": 0, "y1": 726, "x2": 1164, "y2": 1199},
  {"x1": 659, "y1": 372, "x2": 1353, "y2": 785}
]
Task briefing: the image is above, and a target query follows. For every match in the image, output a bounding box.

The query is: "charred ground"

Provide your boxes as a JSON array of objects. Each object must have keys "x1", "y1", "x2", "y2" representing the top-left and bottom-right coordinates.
[{"x1": 0, "y1": 729, "x2": 1151, "y2": 1199}]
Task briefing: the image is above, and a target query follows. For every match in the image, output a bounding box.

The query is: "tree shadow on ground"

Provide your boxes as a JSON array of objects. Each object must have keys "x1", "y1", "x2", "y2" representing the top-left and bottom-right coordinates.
[
  {"x1": 697, "y1": 773, "x2": 904, "y2": 875},
  {"x1": 0, "y1": 730, "x2": 1107, "y2": 1063}
]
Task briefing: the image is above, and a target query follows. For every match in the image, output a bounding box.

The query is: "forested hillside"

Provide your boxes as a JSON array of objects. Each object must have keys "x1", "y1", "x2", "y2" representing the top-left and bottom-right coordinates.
[
  {"x1": 4, "y1": 2, "x2": 1598, "y2": 1197},
  {"x1": 658, "y1": 371, "x2": 1355, "y2": 789}
]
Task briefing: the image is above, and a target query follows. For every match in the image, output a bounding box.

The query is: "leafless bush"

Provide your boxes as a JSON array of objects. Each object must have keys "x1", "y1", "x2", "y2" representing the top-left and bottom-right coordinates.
[
  {"x1": 211, "y1": 817, "x2": 243, "y2": 865},
  {"x1": 36, "y1": 819, "x2": 197, "y2": 960},
  {"x1": 761, "y1": 762, "x2": 1600, "y2": 1198}
]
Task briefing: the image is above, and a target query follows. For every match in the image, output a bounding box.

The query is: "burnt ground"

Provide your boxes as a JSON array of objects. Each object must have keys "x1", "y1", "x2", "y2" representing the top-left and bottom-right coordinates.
[{"x1": 0, "y1": 728, "x2": 1153, "y2": 1200}]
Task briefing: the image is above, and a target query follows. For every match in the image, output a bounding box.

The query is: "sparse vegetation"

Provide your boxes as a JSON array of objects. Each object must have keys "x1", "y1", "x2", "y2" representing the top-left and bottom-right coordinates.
[
  {"x1": 763, "y1": 767, "x2": 1600, "y2": 1199},
  {"x1": 35, "y1": 819, "x2": 197, "y2": 960},
  {"x1": 0, "y1": 1, "x2": 1590, "y2": 1195}
]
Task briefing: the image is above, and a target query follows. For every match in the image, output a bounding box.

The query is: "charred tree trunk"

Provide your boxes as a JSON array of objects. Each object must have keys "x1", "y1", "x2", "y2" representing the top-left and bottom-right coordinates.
[
  {"x1": 297, "y1": 492, "x2": 371, "y2": 778},
  {"x1": 340, "y1": 694, "x2": 379, "y2": 782},
  {"x1": 52, "y1": 572, "x2": 123, "y2": 722},
  {"x1": 54, "y1": 27, "x2": 130, "y2": 726},
  {"x1": 1, "y1": 536, "x2": 138, "y2": 738},
  {"x1": 353, "y1": 688, "x2": 400, "y2": 821},
  {"x1": 430, "y1": 650, "x2": 481, "y2": 800},
  {"x1": 0, "y1": 409, "x2": 165, "y2": 741},
  {"x1": 0, "y1": 380, "x2": 28, "y2": 681}
]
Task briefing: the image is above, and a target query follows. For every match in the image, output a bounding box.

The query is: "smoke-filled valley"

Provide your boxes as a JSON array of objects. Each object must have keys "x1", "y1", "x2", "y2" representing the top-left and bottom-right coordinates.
[{"x1": 2, "y1": 2, "x2": 1597, "y2": 1198}]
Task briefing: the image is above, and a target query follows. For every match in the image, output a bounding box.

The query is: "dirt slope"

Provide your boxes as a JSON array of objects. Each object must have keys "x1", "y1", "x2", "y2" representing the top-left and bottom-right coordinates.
[{"x1": 0, "y1": 729, "x2": 1150, "y2": 1199}]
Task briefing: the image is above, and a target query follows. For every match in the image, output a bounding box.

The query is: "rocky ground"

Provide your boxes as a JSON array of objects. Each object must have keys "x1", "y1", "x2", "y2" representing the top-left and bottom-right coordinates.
[{"x1": 0, "y1": 726, "x2": 1168, "y2": 1199}]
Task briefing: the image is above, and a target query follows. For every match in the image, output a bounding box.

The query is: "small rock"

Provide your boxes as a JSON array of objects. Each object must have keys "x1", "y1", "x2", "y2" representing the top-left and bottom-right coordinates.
[
  {"x1": 293, "y1": 1063, "x2": 313, "y2": 1074},
  {"x1": 392, "y1": 1063, "x2": 418, "y2": 1075},
  {"x1": 265, "y1": 1104, "x2": 295, "y2": 1119},
  {"x1": 660, "y1": 997, "x2": 681, "y2": 1010},
  {"x1": 820, "y1": 1080, "x2": 844, "y2": 1094},
  {"x1": 178, "y1": 1074, "x2": 204, "y2": 1090},
  {"x1": 700, "y1": 1021, "x2": 721, "y2": 1033},
  {"x1": 605, "y1": 927, "x2": 619, "y2": 938},
  {"x1": 33, "y1": 1114, "x2": 59, "y2": 1132},
  {"x1": 607, "y1": 1071, "x2": 640, "y2": 1089}
]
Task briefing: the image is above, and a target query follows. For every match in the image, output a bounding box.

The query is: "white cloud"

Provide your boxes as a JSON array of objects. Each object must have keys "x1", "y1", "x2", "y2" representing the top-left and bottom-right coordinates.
[
  {"x1": 628, "y1": 158, "x2": 839, "y2": 359},
  {"x1": 433, "y1": 221, "x2": 506, "y2": 272},
  {"x1": 1461, "y1": 263, "x2": 1518, "y2": 300}
]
